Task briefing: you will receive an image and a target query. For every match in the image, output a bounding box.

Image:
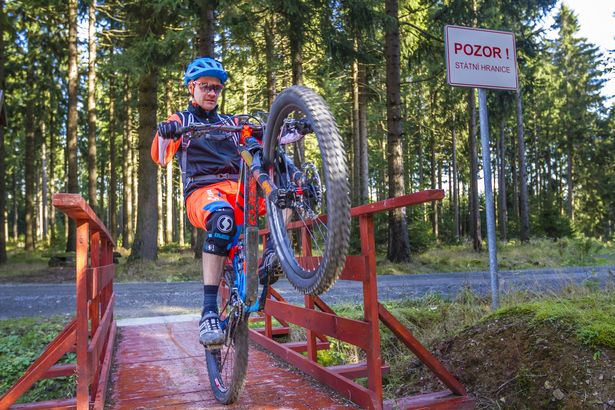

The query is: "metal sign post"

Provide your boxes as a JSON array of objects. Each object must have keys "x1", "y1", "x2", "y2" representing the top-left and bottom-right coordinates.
[
  {"x1": 444, "y1": 25, "x2": 519, "y2": 310},
  {"x1": 478, "y1": 88, "x2": 499, "y2": 310}
]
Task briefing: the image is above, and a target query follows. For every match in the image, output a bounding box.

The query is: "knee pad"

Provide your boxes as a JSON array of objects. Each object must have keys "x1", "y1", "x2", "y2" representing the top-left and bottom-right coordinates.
[{"x1": 203, "y1": 208, "x2": 237, "y2": 256}]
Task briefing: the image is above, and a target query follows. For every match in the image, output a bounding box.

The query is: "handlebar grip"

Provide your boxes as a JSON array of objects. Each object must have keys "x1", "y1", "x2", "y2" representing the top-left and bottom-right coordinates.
[{"x1": 175, "y1": 126, "x2": 189, "y2": 135}]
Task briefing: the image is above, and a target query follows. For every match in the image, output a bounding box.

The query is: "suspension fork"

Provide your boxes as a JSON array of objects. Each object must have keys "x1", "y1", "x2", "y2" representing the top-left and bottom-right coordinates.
[
  {"x1": 239, "y1": 146, "x2": 277, "y2": 200},
  {"x1": 241, "y1": 155, "x2": 260, "y2": 308}
]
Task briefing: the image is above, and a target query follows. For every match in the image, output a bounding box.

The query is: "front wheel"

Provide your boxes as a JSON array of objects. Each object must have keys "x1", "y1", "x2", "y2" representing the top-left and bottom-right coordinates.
[{"x1": 264, "y1": 86, "x2": 351, "y2": 295}]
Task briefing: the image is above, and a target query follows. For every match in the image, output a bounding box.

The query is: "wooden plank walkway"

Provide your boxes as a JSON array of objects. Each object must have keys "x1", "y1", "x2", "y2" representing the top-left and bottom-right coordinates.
[{"x1": 108, "y1": 320, "x2": 358, "y2": 409}]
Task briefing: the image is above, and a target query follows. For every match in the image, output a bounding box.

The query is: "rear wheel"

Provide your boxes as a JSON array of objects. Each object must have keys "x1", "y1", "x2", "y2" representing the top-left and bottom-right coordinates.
[
  {"x1": 263, "y1": 85, "x2": 351, "y2": 295},
  {"x1": 205, "y1": 268, "x2": 249, "y2": 404}
]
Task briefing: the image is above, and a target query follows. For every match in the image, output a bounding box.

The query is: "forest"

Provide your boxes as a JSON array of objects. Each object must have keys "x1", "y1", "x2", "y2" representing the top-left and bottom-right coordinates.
[{"x1": 0, "y1": 0, "x2": 612, "y2": 265}]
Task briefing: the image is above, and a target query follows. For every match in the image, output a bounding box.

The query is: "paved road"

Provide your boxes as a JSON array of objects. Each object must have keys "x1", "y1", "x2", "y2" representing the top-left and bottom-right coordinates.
[{"x1": 1, "y1": 265, "x2": 613, "y2": 320}]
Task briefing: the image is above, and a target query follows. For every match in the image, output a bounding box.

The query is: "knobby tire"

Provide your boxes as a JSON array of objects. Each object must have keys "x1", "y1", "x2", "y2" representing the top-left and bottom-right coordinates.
[{"x1": 264, "y1": 85, "x2": 351, "y2": 295}]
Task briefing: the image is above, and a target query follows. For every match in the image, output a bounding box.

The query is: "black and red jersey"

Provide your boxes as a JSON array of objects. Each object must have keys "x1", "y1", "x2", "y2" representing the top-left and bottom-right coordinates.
[{"x1": 151, "y1": 104, "x2": 241, "y2": 199}]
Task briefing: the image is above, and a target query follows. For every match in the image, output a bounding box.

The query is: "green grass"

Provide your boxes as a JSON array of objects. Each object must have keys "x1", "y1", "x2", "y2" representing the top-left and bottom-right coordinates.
[
  {"x1": 0, "y1": 316, "x2": 76, "y2": 404},
  {"x1": 1, "y1": 237, "x2": 613, "y2": 282},
  {"x1": 378, "y1": 237, "x2": 615, "y2": 275},
  {"x1": 300, "y1": 285, "x2": 615, "y2": 400},
  {"x1": 491, "y1": 287, "x2": 615, "y2": 349},
  {"x1": 114, "y1": 246, "x2": 202, "y2": 282},
  {"x1": 0, "y1": 246, "x2": 50, "y2": 278}
]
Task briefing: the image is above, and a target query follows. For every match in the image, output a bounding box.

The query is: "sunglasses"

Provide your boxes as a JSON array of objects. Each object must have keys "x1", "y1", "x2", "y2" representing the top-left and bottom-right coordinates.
[{"x1": 192, "y1": 81, "x2": 224, "y2": 95}]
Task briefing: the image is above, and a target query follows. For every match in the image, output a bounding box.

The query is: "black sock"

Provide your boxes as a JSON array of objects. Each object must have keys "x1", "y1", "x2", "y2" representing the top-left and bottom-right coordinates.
[{"x1": 202, "y1": 285, "x2": 219, "y2": 316}]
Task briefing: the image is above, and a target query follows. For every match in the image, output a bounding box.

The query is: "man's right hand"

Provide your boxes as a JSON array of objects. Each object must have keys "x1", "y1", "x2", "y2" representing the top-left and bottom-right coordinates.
[{"x1": 157, "y1": 121, "x2": 179, "y2": 139}]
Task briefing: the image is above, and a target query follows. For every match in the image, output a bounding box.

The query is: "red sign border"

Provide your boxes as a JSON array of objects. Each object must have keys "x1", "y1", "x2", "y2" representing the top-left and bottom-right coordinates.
[{"x1": 444, "y1": 24, "x2": 519, "y2": 91}]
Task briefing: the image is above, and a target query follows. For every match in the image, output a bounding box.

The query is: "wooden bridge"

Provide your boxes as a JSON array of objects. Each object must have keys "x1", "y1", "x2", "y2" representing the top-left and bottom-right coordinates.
[{"x1": 1, "y1": 191, "x2": 475, "y2": 410}]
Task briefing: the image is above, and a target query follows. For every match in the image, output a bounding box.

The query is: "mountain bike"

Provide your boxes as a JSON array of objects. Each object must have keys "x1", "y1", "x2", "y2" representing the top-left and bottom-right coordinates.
[{"x1": 174, "y1": 85, "x2": 351, "y2": 404}]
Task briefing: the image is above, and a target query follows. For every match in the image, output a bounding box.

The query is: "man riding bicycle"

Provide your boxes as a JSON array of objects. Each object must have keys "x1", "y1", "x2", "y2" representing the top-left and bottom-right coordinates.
[{"x1": 151, "y1": 56, "x2": 284, "y2": 347}]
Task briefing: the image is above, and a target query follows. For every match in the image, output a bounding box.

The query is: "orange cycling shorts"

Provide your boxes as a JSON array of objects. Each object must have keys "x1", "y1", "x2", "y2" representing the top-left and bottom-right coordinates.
[{"x1": 185, "y1": 180, "x2": 266, "y2": 230}]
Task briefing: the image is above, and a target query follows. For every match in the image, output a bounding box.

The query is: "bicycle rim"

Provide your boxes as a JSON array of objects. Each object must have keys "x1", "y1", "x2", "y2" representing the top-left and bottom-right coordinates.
[{"x1": 264, "y1": 86, "x2": 350, "y2": 295}]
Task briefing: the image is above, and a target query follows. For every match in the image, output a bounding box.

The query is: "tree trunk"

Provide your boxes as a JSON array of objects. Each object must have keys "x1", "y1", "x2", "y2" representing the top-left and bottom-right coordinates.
[
  {"x1": 0, "y1": 0, "x2": 6, "y2": 263},
  {"x1": 430, "y1": 132, "x2": 437, "y2": 237},
  {"x1": 351, "y1": 58, "x2": 360, "y2": 205},
  {"x1": 467, "y1": 89, "x2": 482, "y2": 251},
  {"x1": 132, "y1": 125, "x2": 138, "y2": 232},
  {"x1": 289, "y1": 33, "x2": 305, "y2": 167},
  {"x1": 452, "y1": 125, "x2": 460, "y2": 241},
  {"x1": 515, "y1": 89, "x2": 530, "y2": 241},
  {"x1": 41, "y1": 124, "x2": 49, "y2": 243},
  {"x1": 130, "y1": 71, "x2": 159, "y2": 261},
  {"x1": 165, "y1": 164, "x2": 173, "y2": 243},
  {"x1": 98, "y1": 152, "x2": 105, "y2": 223},
  {"x1": 264, "y1": 16, "x2": 276, "y2": 109},
  {"x1": 35, "y1": 166, "x2": 41, "y2": 242},
  {"x1": 48, "y1": 110, "x2": 56, "y2": 243},
  {"x1": 437, "y1": 159, "x2": 442, "y2": 238},
  {"x1": 87, "y1": 0, "x2": 98, "y2": 210},
  {"x1": 12, "y1": 171, "x2": 17, "y2": 241},
  {"x1": 497, "y1": 115, "x2": 508, "y2": 241},
  {"x1": 165, "y1": 84, "x2": 174, "y2": 244},
  {"x1": 242, "y1": 75, "x2": 248, "y2": 113},
  {"x1": 178, "y1": 174, "x2": 185, "y2": 246},
  {"x1": 193, "y1": 227, "x2": 205, "y2": 258},
  {"x1": 290, "y1": 36, "x2": 303, "y2": 85},
  {"x1": 197, "y1": 0, "x2": 216, "y2": 56},
  {"x1": 385, "y1": 0, "x2": 410, "y2": 262},
  {"x1": 157, "y1": 168, "x2": 164, "y2": 246},
  {"x1": 122, "y1": 86, "x2": 134, "y2": 247},
  {"x1": 66, "y1": 0, "x2": 79, "y2": 252},
  {"x1": 358, "y1": 63, "x2": 369, "y2": 204},
  {"x1": 25, "y1": 102, "x2": 35, "y2": 250},
  {"x1": 566, "y1": 136, "x2": 573, "y2": 220},
  {"x1": 510, "y1": 127, "x2": 519, "y2": 221},
  {"x1": 109, "y1": 75, "x2": 117, "y2": 240}
]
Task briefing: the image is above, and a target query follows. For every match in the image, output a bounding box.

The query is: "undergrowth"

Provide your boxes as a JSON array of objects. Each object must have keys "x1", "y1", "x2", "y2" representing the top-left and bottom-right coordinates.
[
  {"x1": 0, "y1": 316, "x2": 76, "y2": 403},
  {"x1": 378, "y1": 237, "x2": 614, "y2": 275},
  {"x1": 306, "y1": 284, "x2": 615, "y2": 401}
]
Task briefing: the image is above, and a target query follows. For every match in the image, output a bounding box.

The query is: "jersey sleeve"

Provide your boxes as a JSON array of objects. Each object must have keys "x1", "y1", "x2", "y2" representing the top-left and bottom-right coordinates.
[{"x1": 151, "y1": 113, "x2": 182, "y2": 167}]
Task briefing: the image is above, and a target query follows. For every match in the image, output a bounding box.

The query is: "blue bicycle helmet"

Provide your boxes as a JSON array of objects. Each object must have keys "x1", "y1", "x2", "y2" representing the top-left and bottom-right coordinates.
[{"x1": 184, "y1": 56, "x2": 228, "y2": 86}]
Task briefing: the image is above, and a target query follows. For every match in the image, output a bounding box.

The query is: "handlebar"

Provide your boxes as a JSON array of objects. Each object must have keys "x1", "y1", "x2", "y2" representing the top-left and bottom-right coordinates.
[
  {"x1": 175, "y1": 123, "x2": 263, "y2": 136},
  {"x1": 171, "y1": 116, "x2": 312, "y2": 141}
]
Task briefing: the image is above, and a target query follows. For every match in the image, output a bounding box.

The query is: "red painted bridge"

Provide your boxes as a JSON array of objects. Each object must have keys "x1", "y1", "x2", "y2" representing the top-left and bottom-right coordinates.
[
  {"x1": 1, "y1": 191, "x2": 475, "y2": 410},
  {"x1": 109, "y1": 319, "x2": 356, "y2": 409}
]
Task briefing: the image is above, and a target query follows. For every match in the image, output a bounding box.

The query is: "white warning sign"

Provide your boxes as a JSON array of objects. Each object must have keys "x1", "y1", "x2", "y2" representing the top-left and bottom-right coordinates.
[{"x1": 445, "y1": 25, "x2": 519, "y2": 91}]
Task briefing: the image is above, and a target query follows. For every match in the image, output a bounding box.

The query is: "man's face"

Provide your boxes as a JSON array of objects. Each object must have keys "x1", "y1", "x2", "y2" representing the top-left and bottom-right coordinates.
[{"x1": 189, "y1": 76, "x2": 223, "y2": 112}]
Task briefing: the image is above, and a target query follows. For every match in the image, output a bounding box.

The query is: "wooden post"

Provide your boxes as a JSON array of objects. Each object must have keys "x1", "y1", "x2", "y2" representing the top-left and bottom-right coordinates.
[
  {"x1": 360, "y1": 214, "x2": 383, "y2": 405},
  {"x1": 301, "y1": 226, "x2": 317, "y2": 362},
  {"x1": 76, "y1": 220, "x2": 90, "y2": 409}
]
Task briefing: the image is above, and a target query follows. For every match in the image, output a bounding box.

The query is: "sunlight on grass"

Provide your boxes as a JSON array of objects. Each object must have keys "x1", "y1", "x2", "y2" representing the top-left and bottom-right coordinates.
[
  {"x1": 377, "y1": 237, "x2": 615, "y2": 275},
  {"x1": 114, "y1": 246, "x2": 202, "y2": 282}
]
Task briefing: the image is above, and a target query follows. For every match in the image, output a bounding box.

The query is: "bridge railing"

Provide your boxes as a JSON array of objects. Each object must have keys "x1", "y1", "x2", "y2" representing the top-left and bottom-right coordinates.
[
  {"x1": 250, "y1": 189, "x2": 475, "y2": 410},
  {"x1": 0, "y1": 194, "x2": 116, "y2": 410}
]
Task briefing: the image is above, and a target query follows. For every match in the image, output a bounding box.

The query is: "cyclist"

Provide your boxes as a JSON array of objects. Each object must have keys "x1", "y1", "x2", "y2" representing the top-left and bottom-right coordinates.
[{"x1": 151, "y1": 56, "x2": 283, "y2": 347}]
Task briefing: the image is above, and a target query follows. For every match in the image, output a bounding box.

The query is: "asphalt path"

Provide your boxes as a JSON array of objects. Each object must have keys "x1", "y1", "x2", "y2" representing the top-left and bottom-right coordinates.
[{"x1": 1, "y1": 265, "x2": 613, "y2": 320}]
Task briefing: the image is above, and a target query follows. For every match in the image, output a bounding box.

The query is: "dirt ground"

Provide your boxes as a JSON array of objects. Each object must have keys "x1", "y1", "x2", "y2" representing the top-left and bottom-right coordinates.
[{"x1": 398, "y1": 312, "x2": 615, "y2": 409}]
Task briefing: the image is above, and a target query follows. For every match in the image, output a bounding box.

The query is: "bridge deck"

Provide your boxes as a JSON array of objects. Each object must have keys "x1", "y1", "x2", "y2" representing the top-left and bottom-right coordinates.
[{"x1": 109, "y1": 319, "x2": 357, "y2": 409}]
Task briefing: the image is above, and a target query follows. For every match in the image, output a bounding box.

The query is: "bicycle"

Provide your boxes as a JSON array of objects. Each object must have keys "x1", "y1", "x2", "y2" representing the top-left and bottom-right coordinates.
[{"x1": 173, "y1": 85, "x2": 351, "y2": 404}]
